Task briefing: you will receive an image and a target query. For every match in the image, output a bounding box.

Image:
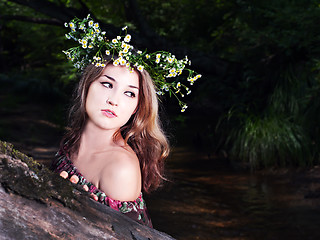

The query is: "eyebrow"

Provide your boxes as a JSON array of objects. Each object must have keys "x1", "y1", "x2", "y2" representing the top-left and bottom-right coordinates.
[{"x1": 103, "y1": 74, "x2": 139, "y2": 90}]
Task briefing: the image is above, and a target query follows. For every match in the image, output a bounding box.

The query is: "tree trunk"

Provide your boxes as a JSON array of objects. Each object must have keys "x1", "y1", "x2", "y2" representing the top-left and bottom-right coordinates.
[{"x1": 0, "y1": 140, "x2": 174, "y2": 240}]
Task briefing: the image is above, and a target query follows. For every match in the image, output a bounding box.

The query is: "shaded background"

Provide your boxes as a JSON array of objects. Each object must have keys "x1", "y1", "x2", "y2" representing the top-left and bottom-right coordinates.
[{"x1": 1, "y1": 0, "x2": 320, "y2": 239}]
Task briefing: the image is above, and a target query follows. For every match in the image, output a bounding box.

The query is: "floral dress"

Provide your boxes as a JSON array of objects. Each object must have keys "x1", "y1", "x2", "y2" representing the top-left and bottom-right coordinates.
[{"x1": 51, "y1": 150, "x2": 153, "y2": 228}]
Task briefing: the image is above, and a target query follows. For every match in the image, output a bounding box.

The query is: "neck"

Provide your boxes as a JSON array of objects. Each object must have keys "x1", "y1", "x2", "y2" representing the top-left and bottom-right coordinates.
[{"x1": 78, "y1": 120, "x2": 124, "y2": 155}]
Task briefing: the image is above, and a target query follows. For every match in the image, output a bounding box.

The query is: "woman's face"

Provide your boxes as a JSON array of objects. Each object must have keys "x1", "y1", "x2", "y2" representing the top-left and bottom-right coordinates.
[{"x1": 85, "y1": 64, "x2": 140, "y2": 132}]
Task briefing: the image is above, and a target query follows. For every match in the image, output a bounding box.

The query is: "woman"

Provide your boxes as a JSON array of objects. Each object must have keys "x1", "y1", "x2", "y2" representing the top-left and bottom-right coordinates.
[
  {"x1": 51, "y1": 57, "x2": 169, "y2": 227},
  {"x1": 51, "y1": 15, "x2": 200, "y2": 228}
]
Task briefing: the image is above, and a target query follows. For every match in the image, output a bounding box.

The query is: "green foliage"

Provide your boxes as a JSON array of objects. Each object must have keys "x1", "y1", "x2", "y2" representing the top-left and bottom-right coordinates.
[
  {"x1": 2, "y1": 0, "x2": 320, "y2": 168},
  {"x1": 207, "y1": 0, "x2": 320, "y2": 168},
  {"x1": 221, "y1": 112, "x2": 312, "y2": 169},
  {"x1": 138, "y1": 0, "x2": 226, "y2": 49}
]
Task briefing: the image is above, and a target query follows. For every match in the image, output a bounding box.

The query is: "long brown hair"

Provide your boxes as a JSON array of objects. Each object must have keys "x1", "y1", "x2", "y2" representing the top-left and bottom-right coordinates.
[{"x1": 60, "y1": 59, "x2": 170, "y2": 193}]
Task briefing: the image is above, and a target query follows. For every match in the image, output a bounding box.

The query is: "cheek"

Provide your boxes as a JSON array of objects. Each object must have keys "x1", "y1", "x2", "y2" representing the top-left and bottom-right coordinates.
[
  {"x1": 132, "y1": 100, "x2": 139, "y2": 114},
  {"x1": 130, "y1": 98, "x2": 139, "y2": 114},
  {"x1": 86, "y1": 86, "x2": 104, "y2": 107},
  {"x1": 85, "y1": 92, "x2": 99, "y2": 114}
]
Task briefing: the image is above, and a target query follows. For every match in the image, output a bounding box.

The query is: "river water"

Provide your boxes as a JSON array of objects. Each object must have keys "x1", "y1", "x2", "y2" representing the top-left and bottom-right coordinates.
[
  {"x1": 4, "y1": 102, "x2": 319, "y2": 239},
  {"x1": 146, "y1": 148, "x2": 320, "y2": 240}
]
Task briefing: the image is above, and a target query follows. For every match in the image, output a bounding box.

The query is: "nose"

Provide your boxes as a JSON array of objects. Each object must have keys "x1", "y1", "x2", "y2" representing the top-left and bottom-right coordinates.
[{"x1": 106, "y1": 97, "x2": 118, "y2": 106}]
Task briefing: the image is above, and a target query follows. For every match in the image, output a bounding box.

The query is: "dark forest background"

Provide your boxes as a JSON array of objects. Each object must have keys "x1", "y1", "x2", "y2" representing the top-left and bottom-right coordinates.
[{"x1": 1, "y1": 0, "x2": 320, "y2": 169}]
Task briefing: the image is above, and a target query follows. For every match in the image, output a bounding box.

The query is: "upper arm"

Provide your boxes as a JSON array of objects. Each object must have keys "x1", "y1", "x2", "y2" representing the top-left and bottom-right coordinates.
[{"x1": 99, "y1": 152, "x2": 141, "y2": 201}]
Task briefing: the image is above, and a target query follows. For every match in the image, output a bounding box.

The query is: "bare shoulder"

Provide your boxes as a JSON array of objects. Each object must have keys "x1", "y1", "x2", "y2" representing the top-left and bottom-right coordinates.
[{"x1": 99, "y1": 146, "x2": 141, "y2": 201}]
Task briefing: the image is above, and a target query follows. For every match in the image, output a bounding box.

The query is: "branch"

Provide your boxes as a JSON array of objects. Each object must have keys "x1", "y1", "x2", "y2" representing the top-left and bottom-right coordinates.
[
  {"x1": 78, "y1": 0, "x2": 90, "y2": 15},
  {"x1": 0, "y1": 140, "x2": 175, "y2": 240},
  {"x1": 0, "y1": 15, "x2": 62, "y2": 26},
  {"x1": 7, "y1": 0, "x2": 87, "y2": 23},
  {"x1": 4, "y1": 0, "x2": 229, "y2": 78},
  {"x1": 124, "y1": 0, "x2": 156, "y2": 38},
  {"x1": 124, "y1": 0, "x2": 167, "y2": 49}
]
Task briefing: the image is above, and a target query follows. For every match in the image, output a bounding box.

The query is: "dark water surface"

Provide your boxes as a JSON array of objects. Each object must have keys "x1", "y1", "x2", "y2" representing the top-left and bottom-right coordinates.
[
  {"x1": 146, "y1": 148, "x2": 320, "y2": 240},
  {"x1": 3, "y1": 102, "x2": 319, "y2": 239}
]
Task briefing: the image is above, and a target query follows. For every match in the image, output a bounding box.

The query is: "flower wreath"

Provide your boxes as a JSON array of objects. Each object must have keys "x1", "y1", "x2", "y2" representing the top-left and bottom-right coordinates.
[{"x1": 63, "y1": 15, "x2": 201, "y2": 111}]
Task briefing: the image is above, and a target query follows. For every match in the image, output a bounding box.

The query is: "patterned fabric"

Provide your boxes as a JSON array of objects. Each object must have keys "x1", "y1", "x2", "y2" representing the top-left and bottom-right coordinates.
[{"x1": 51, "y1": 151, "x2": 153, "y2": 228}]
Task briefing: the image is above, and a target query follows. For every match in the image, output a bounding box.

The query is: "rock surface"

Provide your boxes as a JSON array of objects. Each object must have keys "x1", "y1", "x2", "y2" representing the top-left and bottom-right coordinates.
[{"x1": 0, "y1": 140, "x2": 174, "y2": 240}]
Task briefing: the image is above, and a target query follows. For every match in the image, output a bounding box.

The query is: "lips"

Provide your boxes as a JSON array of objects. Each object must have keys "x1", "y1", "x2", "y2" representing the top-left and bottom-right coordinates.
[{"x1": 101, "y1": 109, "x2": 117, "y2": 118}]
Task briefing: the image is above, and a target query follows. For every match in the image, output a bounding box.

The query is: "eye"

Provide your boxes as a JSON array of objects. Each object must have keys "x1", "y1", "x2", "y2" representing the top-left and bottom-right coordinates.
[
  {"x1": 101, "y1": 82, "x2": 112, "y2": 88},
  {"x1": 124, "y1": 91, "x2": 136, "y2": 98}
]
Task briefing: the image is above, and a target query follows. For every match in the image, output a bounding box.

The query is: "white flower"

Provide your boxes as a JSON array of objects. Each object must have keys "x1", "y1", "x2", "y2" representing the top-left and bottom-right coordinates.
[
  {"x1": 121, "y1": 42, "x2": 129, "y2": 49},
  {"x1": 124, "y1": 34, "x2": 131, "y2": 43},
  {"x1": 122, "y1": 26, "x2": 128, "y2": 31},
  {"x1": 64, "y1": 22, "x2": 68, "y2": 27},
  {"x1": 105, "y1": 50, "x2": 110, "y2": 55},
  {"x1": 112, "y1": 39, "x2": 118, "y2": 44},
  {"x1": 117, "y1": 36, "x2": 121, "y2": 40},
  {"x1": 137, "y1": 50, "x2": 142, "y2": 54},
  {"x1": 167, "y1": 73, "x2": 173, "y2": 78},
  {"x1": 120, "y1": 58, "x2": 126, "y2": 65},
  {"x1": 155, "y1": 58, "x2": 160, "y2": 64},
  {"x1": 88, "y1": 20, "x2": 94, "y2": 27},
  {"x1": 196, "y1": 74, "x2": 202, "y2": 79},
  {"x1": 170, "y1": 68, "x2": 176, "y2": 74},
  {"x1": 164, "y1": 85, "x2": 169, "y2": 91},
  {"x1": 156, "y1": 53, "x2": 161, "y2": 59},
  {"x1": 146, "y1": 54, "x2": 150, "y2": 59},
  {"x1": 113, "y1": 60, "x2": 120, "y2": 66},
  {"x1": 65, "y1": 34, "x2": 71, "y2": 39},
  {"x1": 167, "y1": 57, "x2": 174, "y2": 63},
  {"x1": 188, "y1": 77, "x2": 195, "y2": 85},
  {"x1": 94, "y1": 23, "x2": 99, "y2": 29},
  {"x1": 69, "y1": 22, "x2": 75, "y2": 29},
  {"x1": 137, "y1": 65, "x2": 144, "y2": 72}
]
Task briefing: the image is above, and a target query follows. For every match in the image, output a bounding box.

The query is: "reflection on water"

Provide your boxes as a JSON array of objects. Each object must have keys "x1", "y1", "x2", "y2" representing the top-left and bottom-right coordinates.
[{"x1": 146, "y1": 148, "x2": 320, "y2": 240}]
